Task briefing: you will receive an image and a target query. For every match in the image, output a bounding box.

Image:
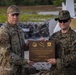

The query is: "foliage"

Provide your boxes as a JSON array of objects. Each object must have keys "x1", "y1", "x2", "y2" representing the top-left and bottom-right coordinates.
[
  {"x1": 0, "y1": 0, "x2": 66, "y2": 6},
  {"x1": 0, "y1": 13, "x2": 55, "y2": 23},
  {"x1": 74, "y1": 0, "x2": 76, "y2": 3},
  {"x1": 20, "y1": 14, "x2": 54, "y2": 22},
  {"x1": 0, "y1": 0, "x2": 15, "y2": 6},
  {"x1": 52, "y1": 0, "x2": 66, "y2": 6},
  {"x1": 0, "y1": 5, "x2": 59, "y2": 23},
  {"x1": 0, "y1": 14, "x2": 7, "y2": 23}
]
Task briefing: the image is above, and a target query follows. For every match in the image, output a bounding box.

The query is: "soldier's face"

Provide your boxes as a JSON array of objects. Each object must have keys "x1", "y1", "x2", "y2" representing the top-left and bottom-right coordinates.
[
  {"x1": 7, "y1": 13, "x2": 19, "y2": 25},
  {"x1": 59, "y1": 19, "x2": 71, "y2": 30}
]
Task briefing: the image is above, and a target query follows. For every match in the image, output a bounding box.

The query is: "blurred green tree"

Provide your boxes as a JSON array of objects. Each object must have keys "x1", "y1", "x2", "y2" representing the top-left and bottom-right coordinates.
[{"x1": 52, "y1": 0, "x2": 65, "y2": 6}]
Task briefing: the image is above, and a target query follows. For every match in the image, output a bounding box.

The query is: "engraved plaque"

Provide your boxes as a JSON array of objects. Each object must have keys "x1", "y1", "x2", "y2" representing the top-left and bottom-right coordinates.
[{"x1": 29, "y1": 40, "x2": 55, "y2": 62}]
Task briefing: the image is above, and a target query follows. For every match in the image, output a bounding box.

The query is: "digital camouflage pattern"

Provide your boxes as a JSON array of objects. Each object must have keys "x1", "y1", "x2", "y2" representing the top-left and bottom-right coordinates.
[
  {"x1": 0, "y1": 28, "x2": 13, "y2": 75},
  {"x1": 55, "y1": 10, "x2": 71, "y2": 21},
  {"x1": 0, "y1": 22, "x2": 26, "y2": 75},
  {"x1": 49, "y1": 28, "x2": 76, "y2": 75}
]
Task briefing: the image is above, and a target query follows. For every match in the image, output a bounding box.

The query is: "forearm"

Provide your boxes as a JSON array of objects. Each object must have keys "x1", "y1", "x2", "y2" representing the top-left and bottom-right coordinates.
[{"x1": 11, "y1": 53, "x2": 27, "y2": 65}]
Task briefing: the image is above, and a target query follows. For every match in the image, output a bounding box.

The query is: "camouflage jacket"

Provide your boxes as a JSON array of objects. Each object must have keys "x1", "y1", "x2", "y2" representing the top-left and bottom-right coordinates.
[
  {"x1": 49, "y1": 28, "x2": 76, "y2": 74},
  {"x1": 0, "y1": 28, "x2": 13, "y2": 75},
  {"x1": 0, "y1": 22, "x2": 26, "y2": 66}
]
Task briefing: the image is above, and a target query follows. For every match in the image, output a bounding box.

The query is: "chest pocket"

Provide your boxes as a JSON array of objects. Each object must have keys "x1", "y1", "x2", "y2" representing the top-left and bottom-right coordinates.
[{"x1": 59, "y1": 36, "x2": 72, "y2": 55}]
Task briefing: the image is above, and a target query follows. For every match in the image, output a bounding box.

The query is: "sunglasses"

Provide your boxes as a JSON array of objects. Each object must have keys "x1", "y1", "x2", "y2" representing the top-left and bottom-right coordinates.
[
  {"x1": 12, "y1": 13, "x2": 19, "y2": 16},
  {"x1": 58, "y1": 19, "x2": 69, "y2": 23}
]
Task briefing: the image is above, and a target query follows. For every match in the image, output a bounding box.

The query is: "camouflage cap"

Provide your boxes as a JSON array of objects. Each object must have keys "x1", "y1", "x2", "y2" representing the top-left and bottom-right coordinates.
[
  {"x1": 7, "y1": 5, "x2": 20, "y2": 14},
  {"x1": 55, "y1": 10, "x2": 72, "y2": 21}
]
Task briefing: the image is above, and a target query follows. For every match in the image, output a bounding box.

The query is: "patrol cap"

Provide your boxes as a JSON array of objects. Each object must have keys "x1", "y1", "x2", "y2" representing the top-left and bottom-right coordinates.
[
  {"x1": 55, "y1": 10, "x2": 72, "y2": 21},
  {"x1": 7, "y1": 5, "x2": 20, "y2": 14}
]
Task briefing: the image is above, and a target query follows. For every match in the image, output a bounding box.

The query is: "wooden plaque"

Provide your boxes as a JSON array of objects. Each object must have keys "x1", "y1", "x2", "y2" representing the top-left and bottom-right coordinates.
[{"x1": 29, "y1": 40, "x2": 55, "y2": 62}]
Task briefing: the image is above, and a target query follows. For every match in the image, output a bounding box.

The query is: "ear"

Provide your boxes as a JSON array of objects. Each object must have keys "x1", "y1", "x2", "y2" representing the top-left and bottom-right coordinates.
[{"x1": 6, "y1": 13, "x2": 8, "y2": 17}]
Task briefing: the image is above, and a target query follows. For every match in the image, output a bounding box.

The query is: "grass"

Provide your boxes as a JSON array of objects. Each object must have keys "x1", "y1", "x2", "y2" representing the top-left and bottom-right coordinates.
[
  {"x1": 0, "y1": 14, "x2": 7, "y2": 23},
  {"x1": 20, "y1": 14, "x2": 55, "y2": 22},
  {"x1": 0, "y1": 13, "x2": 56, "y2": 23},
  {"x1": 0, "y1": 5, "x2": 60, "y2": 23}
]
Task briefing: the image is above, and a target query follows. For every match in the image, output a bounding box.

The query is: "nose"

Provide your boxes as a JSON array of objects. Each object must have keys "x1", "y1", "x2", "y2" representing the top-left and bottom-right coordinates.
[{"x1": 61, "y1": 22, "x2": 64, "y2": 24}]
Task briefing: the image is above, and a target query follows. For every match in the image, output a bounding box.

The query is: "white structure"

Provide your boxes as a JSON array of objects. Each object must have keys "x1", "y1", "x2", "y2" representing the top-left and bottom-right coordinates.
[
  {"x1": 62, "y1": 2, "x2": 66, "y2": 10},
  {"x1": 54, "y1": 0, "x2": 75, "y2": 33},
  {"x1": 66, "y1": 0, "x2": 75, "y2": 17}
]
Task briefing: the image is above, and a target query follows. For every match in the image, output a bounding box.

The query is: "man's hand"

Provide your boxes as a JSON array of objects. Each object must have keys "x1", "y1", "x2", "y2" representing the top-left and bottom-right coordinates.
[
  {"x1": 47, "y1": 58, "x2": 56, "y2": 64},
  {"x1": 26, "y1": 59, "x2": 34, "y2": 65},
  {"x1": 40, "y1": 37, "x2": 46, "y2": 41}
]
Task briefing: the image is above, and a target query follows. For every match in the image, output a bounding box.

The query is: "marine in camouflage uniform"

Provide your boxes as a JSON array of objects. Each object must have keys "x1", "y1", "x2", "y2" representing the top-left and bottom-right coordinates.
[
  {"x1": 0, "y1": 5, "x2": 28, "y2": 75},
  {"x1": 48, "y1": 10, "x2": 76, "y2": 75}
]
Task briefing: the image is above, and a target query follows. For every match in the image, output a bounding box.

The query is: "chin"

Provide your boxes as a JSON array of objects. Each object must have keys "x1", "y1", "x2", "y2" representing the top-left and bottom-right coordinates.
[
  {"x1": 13, "y1": 22, "x2": 18, "y2": 25},
  {"x1": 62, "y1": 28, "x2": 67, "y2": 30}
]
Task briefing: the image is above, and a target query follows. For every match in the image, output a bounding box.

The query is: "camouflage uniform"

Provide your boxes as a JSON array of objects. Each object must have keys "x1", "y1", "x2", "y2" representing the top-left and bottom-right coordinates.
[
  {"x1": 0, "y1": 5, "x2": 38, "y2": 75},
  {"x1": 49, "y1": 10, "x2": 76, "y2": 75},
  {"x1": 0, "y1": 22, "x2": 26, "y2": 75},
  {"x1": 49, "y1": 28, "x2": 76, "y2": 75},
  {"x1": 0, "y1": 28, "x2": 13, "y2": 75}
]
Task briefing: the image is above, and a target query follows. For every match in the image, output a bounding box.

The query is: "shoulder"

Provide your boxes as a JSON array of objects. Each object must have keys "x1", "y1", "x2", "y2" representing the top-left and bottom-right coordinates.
[
  {"x1": 1, "y1": 23, "x2": 7, "y2": 28},
  {"x1": 0, "y1": 28, "x2": 9, "y2": 45},
  {"x1": 52, "y1": 31, "x2": 60, "y2": 37},
  {"x1": 70, "y1": 29, "x2": 76, "y2": 37},
  {"x1": 71, "y1": 29, "x2": 76, "y2": 34},
  {"x1": 49, "y1": 31, "x2": 60, "y2": 40},
  {"x1": 0, "y1": 23, "x2": 9, "y2": 39},
  {"x1": 1, "y1": 23, "x2": 9, "y2": 31},
  {"x1": 17, "y1": 24, "x2": 23, "y2": 32},
  {"x1": 51, "y1": 31, "x2": 60, "y2": 37},
  {"x1": 0, "y1": 27, "x2": 8, "y2": 35}
]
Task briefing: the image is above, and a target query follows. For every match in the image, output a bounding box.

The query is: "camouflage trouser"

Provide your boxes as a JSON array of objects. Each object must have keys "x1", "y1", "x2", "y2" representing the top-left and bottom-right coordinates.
[
  {"x1": 50, "y1": 67, "x2": 76, "y2": 75},
  {"x1": 22, "y1": 65, "x2": 39, "y2": 75},
  {"x1": 62, "y1": 68, "x2": 76, "y2": 75},
  {"x1": 50, "y1": 68, "x2": 64, "y2": 75},
  {"x1": 0, "y1": 66, "x2": 12, "y2": 75},
  {"x1": 12, "y1": 65, "x2": 39, "y2": 75},
  {"x1": 49, "y1": 65, "x2": 65, "y2": 75}
]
